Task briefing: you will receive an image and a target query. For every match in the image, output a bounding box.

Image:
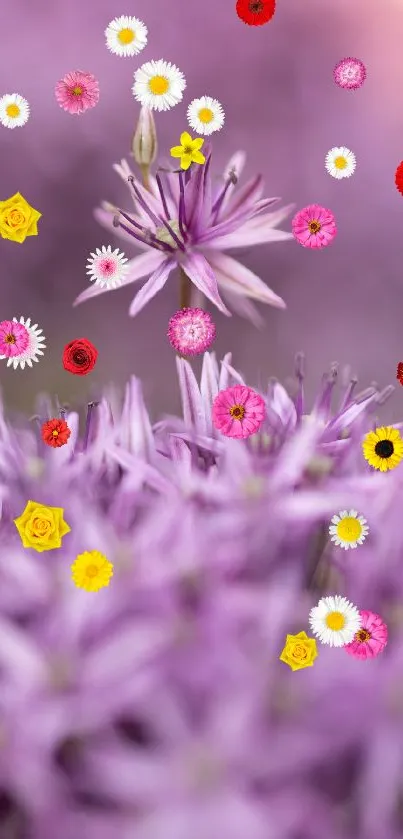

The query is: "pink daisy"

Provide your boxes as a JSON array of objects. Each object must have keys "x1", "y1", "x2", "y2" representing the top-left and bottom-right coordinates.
[
  {"x1": 55, "y1": 70, "x2": 100, "y2": 115},
  {"x1": 0, "y1": 319, "x2": 29, "y2": 358},
  {"x1": 292, "y1": 204, "x2": 337, "y2": 249},
  {"x1": 212, "y1": 385, "x2": 266, "y2": 439},
  {"x1": 333, "y1": 58, "x2": 367, "y2": 90},
  {"x1": 344, "y1": 610, "x2": 388, "y2": 660},
  {"x1": 167, "y1": 307, "x2": 216, "y2": 356}
]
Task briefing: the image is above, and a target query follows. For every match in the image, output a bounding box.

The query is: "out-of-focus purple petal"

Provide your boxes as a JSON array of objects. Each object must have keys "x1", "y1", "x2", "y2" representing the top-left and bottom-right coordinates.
[{"x1": 207, "y1": 252, "x2": 286, "y2": 308}]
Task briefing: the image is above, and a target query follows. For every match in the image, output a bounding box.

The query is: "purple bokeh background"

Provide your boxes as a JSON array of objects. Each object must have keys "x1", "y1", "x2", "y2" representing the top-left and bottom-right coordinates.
[{"x1": 1, "y1": 0, "x2": 403, "y2": 420}]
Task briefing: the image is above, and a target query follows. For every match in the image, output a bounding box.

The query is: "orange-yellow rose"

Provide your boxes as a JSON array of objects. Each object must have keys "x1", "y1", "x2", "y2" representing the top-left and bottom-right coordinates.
[
  {"x1": 0, "y1": 192, "x2": 41, "y2": 243},
  {"x1": 14, "y1": 501, "x2": 71, "y2": 552},
  {"x1": 279, "y1": 631, "x2": 318, "y2": 672}
]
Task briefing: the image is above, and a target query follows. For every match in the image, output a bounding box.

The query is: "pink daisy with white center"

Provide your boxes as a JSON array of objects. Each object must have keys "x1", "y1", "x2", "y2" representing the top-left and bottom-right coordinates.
[
  {"x1": 55, "y1": 70, "x2": 100, "y2": 115},
  {"x1": 344, "y1": 610, "x2": 388, "y2": 660},
  {"x1": 167, "y1": 307, "x2": 216, "y2": 356},
  {"x1": 292, "y1": 204, "x2": 337, "y2": 249},
  {"x1": 333, "y1": 58, "x2": 367, "y2": 90},
  {"x1": 0, "y1": 319, "x2": 29, "y2": 358},
  {"x1": 212, "y1": 385, "x2": 266, "y2": 439},
  {"x1": 86, "y1": 245, "x2": 128, "y2": 289}
]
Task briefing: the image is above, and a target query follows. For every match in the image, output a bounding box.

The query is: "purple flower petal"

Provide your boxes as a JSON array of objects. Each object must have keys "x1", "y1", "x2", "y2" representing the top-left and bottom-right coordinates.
[
  {"x1": 129, "y1": 259, "x2": 176, "y2": 317},
  {"x1": 180, "y1": 252, "x2": 231, "y2": 315}
]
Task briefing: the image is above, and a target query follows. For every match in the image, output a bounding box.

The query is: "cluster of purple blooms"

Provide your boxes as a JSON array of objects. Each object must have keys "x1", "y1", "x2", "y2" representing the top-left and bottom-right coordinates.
[{"x1": 1, "y1": 349, "x2": 403, "y2": 839}]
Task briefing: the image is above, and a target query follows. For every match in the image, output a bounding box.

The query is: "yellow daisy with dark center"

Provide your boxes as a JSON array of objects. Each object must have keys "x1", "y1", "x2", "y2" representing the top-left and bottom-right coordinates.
[{"x1": 362, "y1": 426, "x2": 403, "y2": 472}]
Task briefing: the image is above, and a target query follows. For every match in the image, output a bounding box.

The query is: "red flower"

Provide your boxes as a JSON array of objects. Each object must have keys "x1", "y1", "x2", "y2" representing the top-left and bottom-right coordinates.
[
  {"x1": 395, "y1": 161, "x2": 403, "y2": 196},
  {"x1": 41, "y1": 418, "x2": 71, "y2": 448},
  {"x1": 62, "y1": 337, "x2": 98, "y2": 375},
  {"x1": 397, "y1": 362, "x2": 403, "y2": 385},
  {"x1": 236, "y1": 0, "x2": 276, "y2": 26}
]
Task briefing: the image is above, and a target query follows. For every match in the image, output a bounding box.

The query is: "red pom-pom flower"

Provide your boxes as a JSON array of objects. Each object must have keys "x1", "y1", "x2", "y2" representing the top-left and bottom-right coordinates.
[
  {"x1": 236, "y1": 0, "x2": 276, "y2": 26},
  {"x1": 41, "y1": 418, "x2": 71, "y2": 448},
  {"x1": 397, "y1": 362, "x2": 403, "y2": 385},
  {"x1": 62, "y1": 338, "x2": 98, "y2": 376}
]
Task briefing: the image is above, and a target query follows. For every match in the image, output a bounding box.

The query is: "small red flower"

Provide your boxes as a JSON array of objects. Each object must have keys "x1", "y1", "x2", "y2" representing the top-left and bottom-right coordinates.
[
  {"x1": 62, "y1": 337, "x2": 98, "y2": 375},
  {"x1": 236, "y1": 0, "x2": 276, "y2": 26},
  {"x1": 397, "y1": 362, "x2": 403, "y2": 385},
  {"x1": 41, "y1": 418, "x2": 71, "y2": 448},
  {"x1": 395, "y1": 161, "x2": 403, "y2": 197}
]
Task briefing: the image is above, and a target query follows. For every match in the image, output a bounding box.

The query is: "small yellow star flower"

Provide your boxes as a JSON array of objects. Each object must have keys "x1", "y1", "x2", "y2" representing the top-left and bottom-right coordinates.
[
  {"x1": 71, "y1": 550, "x2": 114, "y2": 592},
  {"x1": 279, "y1": 631, "x2": 318, "y2": 672},
  {"x1": 0, "y1": 192, "x2": 41, "y2": 243},
  {"x1": 14, "y1": 501, "x2": 71, "y2": 552},
  {"x1": 170, "y1": 131, "x2": 205, "y2": 171}
]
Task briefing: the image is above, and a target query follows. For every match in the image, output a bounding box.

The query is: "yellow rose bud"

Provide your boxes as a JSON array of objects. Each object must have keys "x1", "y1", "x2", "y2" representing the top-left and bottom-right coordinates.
[
  {"x1": 279, "y1": 631, "x2": 318, "y2": 672},
  {"x1": 0, "y1": 192, "x2": 41, "y2": 243},
  {"x1": 14, "y1": 501, "x2": 71, "y2": 552}
]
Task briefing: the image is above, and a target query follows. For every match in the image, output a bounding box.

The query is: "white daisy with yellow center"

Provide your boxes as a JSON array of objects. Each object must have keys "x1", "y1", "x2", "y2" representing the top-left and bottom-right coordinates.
[
  {"x1": 309, "y1": 595, "x2": 362, "y2": 647},
  {"x1": 132, "y1": 59, "x2": 186, "y2": 112},
  {"x1": 325, "y1": 146, "x2": 356, "y2": 179},
  {"x1": 329, "y1": 509, "x2": 369, "y2": 550},
  {"x1": 105, "y1": 15, "x2": 148, "y2": 57},
  {"x1": 187, "y1": 95, "x2": 225, "y2": 136},
  {"x1": 0, "y1": 94, "x2": 30, "y2": 129}
]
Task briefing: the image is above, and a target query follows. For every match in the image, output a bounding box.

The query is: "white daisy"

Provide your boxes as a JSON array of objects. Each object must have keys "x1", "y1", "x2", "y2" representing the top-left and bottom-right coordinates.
[
  {"x1": 132, "y1": 59, "x2": 186, "y2": 112},
  {"x1": 0, "y1": 94, "x2": 30, "y2": 129},
  {"x1": 3, "y1": 317, "x2": 46, "y2": 369},
  {"x1": 187, "y1": 96, "x2": 225, "y2": 136},
  {"x1": 329, "y1": 509, "x2": 369, "y2": 550},
  {"x1": 325, "y1": 146, "x2": 356, "y2": 179},
  {"x1": 309, "y1": 595, "x2": 362, "y2": 647},
  {"x1": 105, "y1": 15, "x2": 148, "y2": 57},
  {"x1": 86, "y1": 245, "x2": 128, "y2": 289}
]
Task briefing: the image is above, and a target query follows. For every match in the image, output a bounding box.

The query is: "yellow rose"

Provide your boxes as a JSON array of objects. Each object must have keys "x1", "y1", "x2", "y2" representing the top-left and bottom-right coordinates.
[
  {"x1": 0, "y1": 192, "x2": 41, "y2": 243},
  {"x1": 14, "y1": 501, "x2": 71, "y2": 552},
  {"x1": 279, "y1": 631, "x2": 318, "y2": 672}
]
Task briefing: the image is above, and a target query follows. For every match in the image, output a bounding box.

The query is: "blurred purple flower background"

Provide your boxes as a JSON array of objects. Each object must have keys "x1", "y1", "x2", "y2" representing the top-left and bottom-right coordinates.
[{"x1": 2, "y1": 0, "x2": 403, "y2": 837}]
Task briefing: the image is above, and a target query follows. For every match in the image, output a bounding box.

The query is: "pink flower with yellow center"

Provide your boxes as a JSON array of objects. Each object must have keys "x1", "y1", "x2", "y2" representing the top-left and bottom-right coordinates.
[
  {"x1": 212, "y1": 384, "x2": 266, "y2": 439},
  {"x1": 55, "y1": 70, "x2": 100, "y2": 115},
  {"x1": 344, "y1": 610, "x2": 388, "y2": 660},
  {"x1": 292, "y1": 204, "x2": 337, "y2": 249},
  {"x1": 0, "y1": 319, "x2": 29, "y2": 357}
]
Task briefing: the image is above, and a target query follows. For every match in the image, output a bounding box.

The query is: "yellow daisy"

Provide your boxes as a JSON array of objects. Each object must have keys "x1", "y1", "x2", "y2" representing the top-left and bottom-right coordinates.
[
  {"x1": 362, "y1": 426, "x2": 403, "y2": 472},
  {"x1": 170, "y1": 131, "x2": 205, "y2": 171},
  {"x1": 71, "y1": 550, "x2": 114, "y2": 592}
]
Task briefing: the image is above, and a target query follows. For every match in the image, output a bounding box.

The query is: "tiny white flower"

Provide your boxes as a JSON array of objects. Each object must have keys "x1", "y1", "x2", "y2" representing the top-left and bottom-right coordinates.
[
  {"x1": 309, "y1": 595, "x2": 362, "y2": 647},
  {"x1": 132, "y1": 59, "x2": 186, "y2": 112},
  {"x1": 105, "y1": 15, "x2": 148, "y2": 57},
  {"x1": 187, "y1": 96, "x2": 225, "y2": 136},
  {"x1": 325, "y1": 146, "x2": 356, "y2": 179},
  {"x1": 0, "y1": 94, "x2": 30, "y2": 129},
  {"x1": 329, "y1": 508, "x2": 369, "y2": 550}
]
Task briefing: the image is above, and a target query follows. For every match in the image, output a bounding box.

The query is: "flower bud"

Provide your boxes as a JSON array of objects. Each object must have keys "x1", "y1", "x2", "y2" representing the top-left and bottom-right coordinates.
[{"x1": 131, "y1": 106, "x2": 157, "y2": 167}]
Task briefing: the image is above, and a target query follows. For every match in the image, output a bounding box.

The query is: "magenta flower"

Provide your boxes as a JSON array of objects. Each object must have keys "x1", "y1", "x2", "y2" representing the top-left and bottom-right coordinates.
[
  {"x1": 292, "y1": 204, "x2": 337, "y2": 249},
  {"x1": 333, "y1": 57, "x2": 367, "y2": 90},
  {"x1": 55, "y1": 70, "x2": 100, "y2": 114},
  {"x1": 344, "y1": 610, "x2": 388, "y2": 660},
  {"x1": 212, "y1": 384, "x2": 266, "y2": 438},
  {"x1": 74, "y1": 147, "x2": 293, "y2": 320},
  {"x1": 167, "y1": 307, "x2": 216, "y2": 355},
  {"x1": 0, "y1": 319, "x2": 29, "y2": 357}
]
